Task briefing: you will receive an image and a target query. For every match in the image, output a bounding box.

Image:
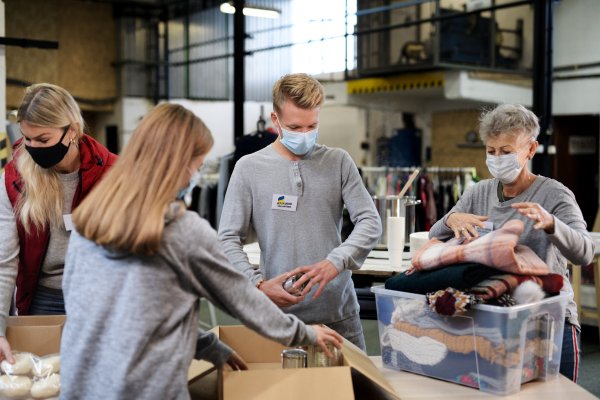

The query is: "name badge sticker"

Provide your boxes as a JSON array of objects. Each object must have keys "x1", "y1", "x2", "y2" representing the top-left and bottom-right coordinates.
[
  {"x1": 476, "y1": 221, "x2": 494, "y2": 236},
  {"x1": 271, "y1": 194, "x2": 298, "y2": 212},
  {"x1": 63, "y1": 214, "x2": 75, "y2": 232}
]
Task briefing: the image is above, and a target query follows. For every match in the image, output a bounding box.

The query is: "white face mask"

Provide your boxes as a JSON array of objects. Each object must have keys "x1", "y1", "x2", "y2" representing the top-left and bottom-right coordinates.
[{"x1": 485, "y1": 145, "x2": 529, "y2": 184}]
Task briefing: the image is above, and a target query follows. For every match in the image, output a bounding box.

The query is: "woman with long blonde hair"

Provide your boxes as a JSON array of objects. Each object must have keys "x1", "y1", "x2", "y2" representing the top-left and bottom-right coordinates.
[
  {"x1": 0, "y1": 83, "x2": 117, "y2": 363},
  {"x1": 58, "y1": 103, "x2": 342, "y2": 400}
]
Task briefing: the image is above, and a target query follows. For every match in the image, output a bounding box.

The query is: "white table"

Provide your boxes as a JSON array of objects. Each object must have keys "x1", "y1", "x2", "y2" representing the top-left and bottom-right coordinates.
[
  {"x1": 189, "y1": 356, "x2": 598, "y2": 400},
  {"x1": 242, "y1": 242, "x2": 411, "y2": 277}
]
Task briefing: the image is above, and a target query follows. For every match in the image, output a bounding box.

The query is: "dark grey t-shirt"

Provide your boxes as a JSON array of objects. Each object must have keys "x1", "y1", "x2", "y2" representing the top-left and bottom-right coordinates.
[{"x1": 38, "y1": 169, "x2": 80, "y2": 290}]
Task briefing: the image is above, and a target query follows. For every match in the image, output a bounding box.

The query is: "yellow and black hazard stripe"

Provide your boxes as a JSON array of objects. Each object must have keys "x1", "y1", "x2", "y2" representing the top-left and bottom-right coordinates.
[
  {"x1": 347, "y1": 71, "x2": 445, "y2": 95},
  {"x1": 0, "y1": 133, "x2": 9, "y2": 175}
]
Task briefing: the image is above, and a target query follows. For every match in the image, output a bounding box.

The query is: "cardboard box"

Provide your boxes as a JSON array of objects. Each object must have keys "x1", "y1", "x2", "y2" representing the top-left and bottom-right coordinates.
[
  {"x1": 188, "y1": 325, "x2": 400, "y2": 400},
  {"x1": 5, "y1": 315, "x2": 66, "y2": 356}
]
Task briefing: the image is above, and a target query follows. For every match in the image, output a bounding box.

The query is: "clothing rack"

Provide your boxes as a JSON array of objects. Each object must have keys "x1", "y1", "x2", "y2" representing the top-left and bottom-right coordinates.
[{"x1": 361, "y1": 166, "x2": 478, "y2": 232}]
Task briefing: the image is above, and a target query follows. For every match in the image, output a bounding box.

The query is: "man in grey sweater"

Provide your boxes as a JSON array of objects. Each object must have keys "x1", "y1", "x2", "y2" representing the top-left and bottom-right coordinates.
[{"x1": 218, "y1": 74, "x2": 382, "y2": 352}]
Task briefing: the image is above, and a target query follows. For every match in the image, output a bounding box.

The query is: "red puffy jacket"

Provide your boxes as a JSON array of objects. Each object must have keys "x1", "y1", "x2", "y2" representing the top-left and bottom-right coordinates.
[{"x1": 4, "y1": 135, "x2": 118, "y2": 315}]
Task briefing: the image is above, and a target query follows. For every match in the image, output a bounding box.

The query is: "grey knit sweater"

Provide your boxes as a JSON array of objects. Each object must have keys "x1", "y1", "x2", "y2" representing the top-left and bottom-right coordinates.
[
  {"x1": 218, "y1": 144, "x2": 382, "y2": 325},
  {"x1": 59, "y1": 204, "x2": 316, "y2": 400}
]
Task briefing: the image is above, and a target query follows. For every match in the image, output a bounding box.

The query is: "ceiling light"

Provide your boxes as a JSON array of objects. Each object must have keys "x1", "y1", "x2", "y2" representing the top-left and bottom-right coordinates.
[{"x1": 220, "y1": 2, "x2": 281, "y2": 18}]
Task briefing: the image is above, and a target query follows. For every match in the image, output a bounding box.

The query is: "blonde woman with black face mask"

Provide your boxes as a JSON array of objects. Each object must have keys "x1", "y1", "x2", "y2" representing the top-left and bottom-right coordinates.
[
  {"x1": 58, "y1": 103, "x2": 342, "y2": 400},
  {"x1": 0, "y1": 84, "x2": 118, "y2": 365}
]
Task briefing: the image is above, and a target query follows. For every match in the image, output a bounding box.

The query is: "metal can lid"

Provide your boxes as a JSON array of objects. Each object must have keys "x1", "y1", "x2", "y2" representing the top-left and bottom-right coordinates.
[{"x1": 282, "y1": 349, "x2": 307, "y2": 359}]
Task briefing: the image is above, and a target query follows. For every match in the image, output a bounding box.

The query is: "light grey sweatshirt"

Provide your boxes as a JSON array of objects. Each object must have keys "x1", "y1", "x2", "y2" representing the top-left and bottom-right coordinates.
[
  {"x1": 429, "y1": 176, "x2": 596, "y2": 329},
  {"x1": 59, "y1": 204, "x2": 316, "y2": 400},
  {"x1": 218, "y1": 144, "x2": 382, "y2": 325},
  {"x1": 0, "y1": 171, "x2": 79, "y2": 335}
]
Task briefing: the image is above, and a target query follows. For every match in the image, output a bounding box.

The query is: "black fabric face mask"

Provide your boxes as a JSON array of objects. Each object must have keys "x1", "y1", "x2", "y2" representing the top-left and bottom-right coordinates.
[{"x1": 25, "y1": 125, "x2": 71, "y2": 169}]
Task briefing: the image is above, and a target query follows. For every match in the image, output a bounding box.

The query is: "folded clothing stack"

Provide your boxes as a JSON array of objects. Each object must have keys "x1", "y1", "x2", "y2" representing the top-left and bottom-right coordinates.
[{"x1": 385, "y1": 220, "x2": 565, "y2": 317}]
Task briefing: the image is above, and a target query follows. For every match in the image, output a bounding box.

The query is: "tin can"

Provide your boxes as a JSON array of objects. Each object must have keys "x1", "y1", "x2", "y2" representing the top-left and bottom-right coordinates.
[
  {"x1": 307, "y1": 343, "x2": 343, "y2": 368},
  {"x1": 282, "y1": 273, "x2": 308, "y2": 296},
  {"x1": 281, "y1": 349, "x2": 307, "y2": 369}
]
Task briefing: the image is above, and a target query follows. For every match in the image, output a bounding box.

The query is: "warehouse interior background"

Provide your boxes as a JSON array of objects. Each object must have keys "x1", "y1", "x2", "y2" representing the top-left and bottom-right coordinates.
[{"x1": 2, "y1": 0, "x2": 600, "y2": 396}]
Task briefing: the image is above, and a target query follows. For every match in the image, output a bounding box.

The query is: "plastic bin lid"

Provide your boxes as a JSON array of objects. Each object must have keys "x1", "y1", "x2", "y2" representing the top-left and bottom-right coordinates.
[{"x1": 371, "y1": 286, "x2": 572, "y2": 314}]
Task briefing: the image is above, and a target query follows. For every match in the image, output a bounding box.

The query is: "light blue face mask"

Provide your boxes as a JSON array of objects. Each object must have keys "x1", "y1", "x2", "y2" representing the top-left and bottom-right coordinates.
[
  {"x1": 275, "y1": 114, "x2": 318, "y2": 155},
  {"x1": 177, "y1": 167, "x2": 200, "y2": 199}
]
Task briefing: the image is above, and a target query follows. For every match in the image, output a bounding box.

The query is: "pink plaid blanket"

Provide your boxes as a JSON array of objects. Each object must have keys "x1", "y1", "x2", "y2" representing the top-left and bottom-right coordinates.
[{"x1": 412, "y1": 220, "x2": 549, "y2": 275}]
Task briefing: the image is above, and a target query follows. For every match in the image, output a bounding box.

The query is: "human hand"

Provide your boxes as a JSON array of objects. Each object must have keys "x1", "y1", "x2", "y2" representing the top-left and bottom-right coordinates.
[
  {"x1": 259, "y1": 272, "x2": 306, "y2": 308},
  {"x1": 445, "y1": 213, "x2": 489, "y2": 239},
  {"x1": 222, "y1": 350, "x2": 248, "y2": 371},
  {"x1": 287, "y1": 260, "x2": 339, "y2": 300},
  {"x1": 311, "y1": 325, "x2": 344, "y2": 358},
  {"x1": 0, "y1": 337, "x2": 14, "y2": 364},
  {"x1": 512, "y1": 202, "x2": 555, "y2": 234}
]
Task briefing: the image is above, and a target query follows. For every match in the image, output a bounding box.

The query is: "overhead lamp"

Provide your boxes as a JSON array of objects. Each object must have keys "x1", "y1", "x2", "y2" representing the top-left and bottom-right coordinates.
[{"x1": 220, "y1": 2, "x2": 281, "y2": 18}]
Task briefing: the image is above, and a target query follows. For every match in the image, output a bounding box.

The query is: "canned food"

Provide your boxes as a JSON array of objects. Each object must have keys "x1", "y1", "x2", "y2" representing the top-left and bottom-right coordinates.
[
  {"x1": 281, "y1": 349, "x2": 307, "y2": 369},
  {"x1": 282, "y1": 273, "x2": 308, "y2": 296},
  {"x1": 307, "y1": 343, "x2": 343, "y2": 368}
]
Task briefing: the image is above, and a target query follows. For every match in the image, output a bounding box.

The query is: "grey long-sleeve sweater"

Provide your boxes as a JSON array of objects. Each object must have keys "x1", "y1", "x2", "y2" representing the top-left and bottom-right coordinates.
[
  {"x1": 59, "y1": 204, "x2": 316, "y2": 400},
  {"x1": 429, "y1": 176, "x2": 595, "y2": 329},
  {"x1": 218, "y1": 144, "x2": 382, "y2": 325}
]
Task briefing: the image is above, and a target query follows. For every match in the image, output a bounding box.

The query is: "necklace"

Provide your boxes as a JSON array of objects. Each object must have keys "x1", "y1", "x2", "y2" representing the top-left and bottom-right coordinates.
[{"x1": 501, "y1": 173, "x2": 536, "y2": 202}]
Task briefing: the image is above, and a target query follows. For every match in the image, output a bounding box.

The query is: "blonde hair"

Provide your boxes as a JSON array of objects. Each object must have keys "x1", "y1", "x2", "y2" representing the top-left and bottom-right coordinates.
[
  {"x1": 479, "y1": 103, "x2": 540, "y2": 144},
  {"x1": 16, "y1": 83, "x2": 86, "y2": 234},
  {"x1": 272, "y1": 73, "x2": 325, "y2": 114},
  {"x1": 73, "y1": 103, "x2": 213, "y2": 255}
]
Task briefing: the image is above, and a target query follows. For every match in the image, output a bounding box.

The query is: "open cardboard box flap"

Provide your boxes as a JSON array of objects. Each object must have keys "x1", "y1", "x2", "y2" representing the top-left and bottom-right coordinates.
[
  {"x1": 188, "y1": 325, "x2": 400, "y2": 400},
  {"x1": 6, "y1": 315, "x2": 66, "y2": 356}
]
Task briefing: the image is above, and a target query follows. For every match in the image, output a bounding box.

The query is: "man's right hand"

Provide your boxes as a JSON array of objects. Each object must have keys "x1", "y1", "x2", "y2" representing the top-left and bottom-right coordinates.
[
  {"x1": 0, "y1": 337, "x2": 14, "y2": 364},
  {"x1": 258, "y1": 272, "x2": 305, "y2": 308}
]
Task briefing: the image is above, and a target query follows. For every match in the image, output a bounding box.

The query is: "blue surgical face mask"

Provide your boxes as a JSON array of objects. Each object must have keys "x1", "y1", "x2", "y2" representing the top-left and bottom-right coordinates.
[
  {"x1": 177, "y1": 167, "x2": 200, "y2": 199},
  {"x1": 275, "y1": 114, "x2": 318, "y2": 155}
]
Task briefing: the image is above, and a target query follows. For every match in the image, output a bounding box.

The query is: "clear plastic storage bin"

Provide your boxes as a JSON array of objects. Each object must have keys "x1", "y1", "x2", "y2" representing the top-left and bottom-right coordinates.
[{"x1": 372, "y1": 286, "x2": 571, "y2": 396}]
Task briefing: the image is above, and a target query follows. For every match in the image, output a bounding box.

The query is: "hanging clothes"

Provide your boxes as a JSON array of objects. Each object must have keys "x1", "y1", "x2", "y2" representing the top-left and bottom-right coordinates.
[
  {"x1": 425, "y1": 177, "x2": 437, "y2": 229},
  {"x1": 233, "y1": 129, "x2": 278, "y2": 166}
]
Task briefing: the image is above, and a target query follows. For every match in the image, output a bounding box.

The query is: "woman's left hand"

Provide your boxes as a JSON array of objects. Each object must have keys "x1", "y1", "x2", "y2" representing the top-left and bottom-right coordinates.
[
  {"x1": 222, "y1": 350, "x2": 248, "y2": 371},
  {"x1": 512, "y1": 202, "x2": 555, "y2": 234}
]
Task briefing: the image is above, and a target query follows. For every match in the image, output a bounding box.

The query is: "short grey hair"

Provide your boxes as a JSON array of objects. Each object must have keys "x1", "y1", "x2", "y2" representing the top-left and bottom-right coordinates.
[{"x1": 479, "y1": 103, "x2": 540, "y2": 144}]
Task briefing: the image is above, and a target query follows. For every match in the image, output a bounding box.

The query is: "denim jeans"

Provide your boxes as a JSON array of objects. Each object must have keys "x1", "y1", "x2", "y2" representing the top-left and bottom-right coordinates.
[
  {"x1": 560, "y1": 322, "x2": 581, "y2": 383},
  {"x1": 28, "y1": 290, "x2": 66, "y2": 316}
]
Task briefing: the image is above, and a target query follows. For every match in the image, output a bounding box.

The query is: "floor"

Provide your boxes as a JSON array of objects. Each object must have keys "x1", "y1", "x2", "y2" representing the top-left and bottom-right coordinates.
[{"x1": 199, "y1": 298, "x2": 600, "y2": 398}]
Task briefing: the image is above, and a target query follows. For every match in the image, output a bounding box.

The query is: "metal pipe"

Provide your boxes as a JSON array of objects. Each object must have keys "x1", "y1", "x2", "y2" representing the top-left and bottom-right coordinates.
[
  {"x1": 153, "y1": 20, "x2": 160, "y2": 104},
  {"x1": 354, "y1": 0, "x2": 434, "y2": 17},
  {"x1": 554, "y1": 61, "x2": 600, "y2": 72},
  {"x1": 164, "y1": 18, "x2": 170, "y2": 100},
  {"x1": 531, "y1": 0, "x2": 554, "y2": 178},
  {"x1": 344, "y1": 0, "x2": 348, "y2": 80},
  {"x1": 490, "y1": 0, "x2": 496, "y2": 68},
  {"x1": 185, "y1": 0, "x2": 190, "y2": 99},
  {"x1": 554, "y1": 73, "x2": 600, "y2": 81},
  {"x1": 233, "y1": 0, "x2": 245, "y2": 141}
]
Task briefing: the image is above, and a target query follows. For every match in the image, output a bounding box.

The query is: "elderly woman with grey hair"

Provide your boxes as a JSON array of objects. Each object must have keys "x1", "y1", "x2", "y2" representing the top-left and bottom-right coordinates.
[{"x1": 429, "y1": 103, "x2": 595, "y2": 382}]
